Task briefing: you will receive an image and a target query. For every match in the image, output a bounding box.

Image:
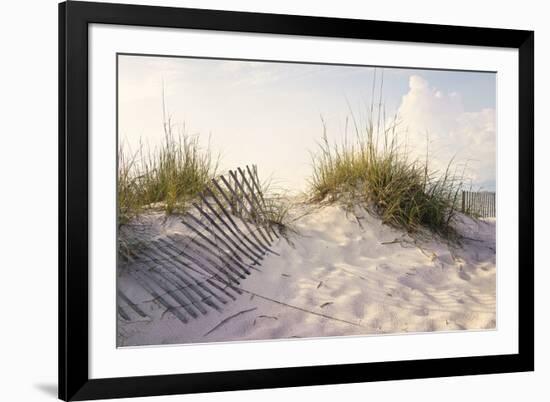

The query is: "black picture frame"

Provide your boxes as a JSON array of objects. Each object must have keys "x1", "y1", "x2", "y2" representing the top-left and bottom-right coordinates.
[{"x1": 59, "y1": 1, "x2": 534, "y2": 400}]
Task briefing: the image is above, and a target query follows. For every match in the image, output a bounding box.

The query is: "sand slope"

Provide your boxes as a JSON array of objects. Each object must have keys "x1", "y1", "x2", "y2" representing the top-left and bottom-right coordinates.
[{"x1": 118, "y1": 205, "x2": 496, "y2": 346}]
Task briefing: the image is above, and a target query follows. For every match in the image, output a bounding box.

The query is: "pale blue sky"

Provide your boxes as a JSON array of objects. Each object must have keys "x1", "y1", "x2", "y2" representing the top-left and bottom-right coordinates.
[{"x1": 118, "y1": 55, "x2": 496, "y2": 192}]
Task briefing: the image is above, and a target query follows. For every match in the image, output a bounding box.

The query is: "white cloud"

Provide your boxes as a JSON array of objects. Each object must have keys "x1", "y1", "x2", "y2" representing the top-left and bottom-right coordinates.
[{"x1": 397, "y1": 75, "x2": 496, "y2": 189}]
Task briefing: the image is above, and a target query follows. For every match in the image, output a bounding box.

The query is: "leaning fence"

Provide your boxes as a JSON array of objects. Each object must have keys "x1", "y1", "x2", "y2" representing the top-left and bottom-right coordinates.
[
  {"x1": 117, "y1": 164, "x2": 280, "y2": 326},
  {"x1": 461, "y1": 190, "x2": 496, "y2": 218}
]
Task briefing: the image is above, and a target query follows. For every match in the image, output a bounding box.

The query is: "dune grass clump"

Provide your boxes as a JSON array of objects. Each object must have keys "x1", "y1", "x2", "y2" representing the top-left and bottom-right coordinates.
[
  {"x1": 117, "y1": 125, "x2": 218, "y2": 226},
  {"x1": 117, "y1": 147, "x2": 144, "y2": 226},
  {"x1": 251, "y1": 178, "x2": 294, "y2": 236},
  {"x1": 310, "y1": 118, "x2": 464, "y2": 238}
]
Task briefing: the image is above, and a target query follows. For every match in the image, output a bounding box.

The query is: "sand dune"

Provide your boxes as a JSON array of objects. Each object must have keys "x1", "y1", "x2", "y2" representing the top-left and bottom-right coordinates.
[{"x1": 117, "y1": 204, "x2": 496, "y2": 346}]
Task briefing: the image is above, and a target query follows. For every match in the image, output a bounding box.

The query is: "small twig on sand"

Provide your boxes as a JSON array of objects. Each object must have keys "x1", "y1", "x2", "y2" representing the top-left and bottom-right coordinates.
[
  {"x1": 203, "y1": 308, "x2": 257, "y2": 337},
  {"x1": 461, "y1": 236, "x2": 483, "y2": 242},
  {"x1": 253, "y1": 315, "x2": 278, "y2": 325},
  {"x1": 240, "y1": 288, "x2": 362, "y2": 327}
]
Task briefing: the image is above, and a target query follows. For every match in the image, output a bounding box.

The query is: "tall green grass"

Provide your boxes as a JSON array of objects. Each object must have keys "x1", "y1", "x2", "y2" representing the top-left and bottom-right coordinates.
[
  {"x1": 117, "y1": 124, "x2": 218, "y2": 226},
  {"x1": 309, "y1": 114, "x2": 465, "y2": 238}
]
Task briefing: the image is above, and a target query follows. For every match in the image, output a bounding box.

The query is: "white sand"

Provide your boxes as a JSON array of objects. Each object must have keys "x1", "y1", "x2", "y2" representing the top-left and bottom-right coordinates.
[{"x1": 117, "y1": 204, "x2": 496, "y2": 346}]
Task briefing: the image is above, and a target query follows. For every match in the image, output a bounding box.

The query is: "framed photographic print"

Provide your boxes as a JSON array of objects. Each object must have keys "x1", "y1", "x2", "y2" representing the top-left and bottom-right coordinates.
[{"x1": 59, "y1": 1, "x2": 534, "y2": 400}]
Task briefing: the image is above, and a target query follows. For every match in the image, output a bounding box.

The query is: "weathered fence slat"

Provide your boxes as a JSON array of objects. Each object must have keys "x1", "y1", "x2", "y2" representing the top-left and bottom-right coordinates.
[
  {"x1": 131, "y1": 250, "x2": 202, "y2": 318},
  {"x1": 117, "y1": 306, "x2": 131, "y2": 321},
  {"x1": 167, "y1": 223, "x2": 247, "y2": 282},
  {"x1": 205, "y1": 185, "x2": 269, "y2": 255},
  {"x1": 130, "y1": 269, "x2": 189, "y2": 324},
  {"x1": 199, "y1": 193, "x2": 264, "y2": 261},
  {"x1": 184, "y1": 210, "x2": 250, "y2": 275},
  {"x1": 150, "y1": 237, "x2": 243, "y2": 300},
  {"x1": 219, "y1": 174, "x2": 274, "y2": 247},
  {"x1": 161, "y1": 231, "x2": 243, "y2": 284},
  {"x1": 136, "y1": 249, "x2": 205, "y2": 303},
  {"x1": 176, "y1": 221, "x2": 252, "y2": 277},
  {"x1": 145, "y1": 243, "x2": 224, "y2": 311},
  {"x1": 246, "y1": 165, "x2": 281, "y2": 239},
  {"x1": 461, "y1": 190, "x2": 496, "y2": 218},
  {"x1": 210, "y1": 178, "x2": 274, "y2": 253},
  {"x1": 170, "y1": 226, "x2": 250, "y2": 281},
  {"x1": 118, "y1": 290, "x2": 148, "y2": 318},
  {"x1": 155, "y1": 237, "x2": 238, "y2": 288},
  {"x1": 230, "y1": 169, "x2": 275, "y2": 242},
  {"x1": 246, "y1": 166, "x2": 269, "y2": 215},
  {"x1": 119, "y1": 165, "x2": 281, "y2": 328},
  {"x1": 193, "y1": 202, "x2": 261, "y2": 266}
]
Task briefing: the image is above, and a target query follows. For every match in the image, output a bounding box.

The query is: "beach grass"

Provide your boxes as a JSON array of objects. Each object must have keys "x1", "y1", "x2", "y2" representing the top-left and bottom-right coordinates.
[
  {"x1": 309, "y1": 114, "x2": 465, "y2": 238},
  {"x1": 117, "y1": 121, "x2": 293, "y2": 233},
  {"x1": 117, "y1": 123, "x2": 218, "y2": 226}
]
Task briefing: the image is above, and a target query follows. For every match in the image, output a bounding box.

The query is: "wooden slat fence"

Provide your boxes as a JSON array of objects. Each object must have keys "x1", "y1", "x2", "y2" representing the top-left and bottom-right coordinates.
[
  {"x1": 117, "y1": 164, "x2": 280, "y2": 325},
  {"x1": 461, "y1": 190, "x2": 496, "y2": 218}
]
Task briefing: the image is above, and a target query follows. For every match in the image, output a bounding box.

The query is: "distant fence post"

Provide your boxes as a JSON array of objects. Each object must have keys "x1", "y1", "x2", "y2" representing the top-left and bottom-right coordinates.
[{"x1": 461, "y1": 190, "x2": 496, "y2": 218}]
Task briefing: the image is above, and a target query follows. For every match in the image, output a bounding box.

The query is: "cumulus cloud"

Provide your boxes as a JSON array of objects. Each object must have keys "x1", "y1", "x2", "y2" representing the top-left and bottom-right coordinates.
[{"x1": 397, "y1": 75, "x2": 496, "y2": 189}]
